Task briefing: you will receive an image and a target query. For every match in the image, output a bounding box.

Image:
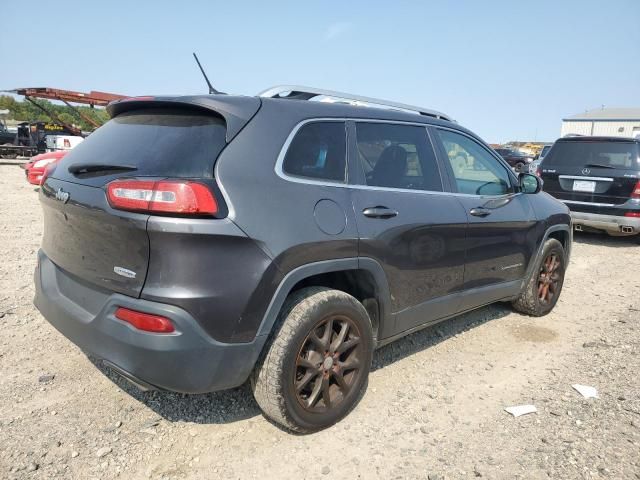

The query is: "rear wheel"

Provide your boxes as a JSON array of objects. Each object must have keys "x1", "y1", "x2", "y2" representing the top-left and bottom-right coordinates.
[
  {"x1": 251, "y1": 287, "x2": 373, "y2": 433},
  {"x1": 512, "y1": 238, "x2": 566, "y2": 316}
]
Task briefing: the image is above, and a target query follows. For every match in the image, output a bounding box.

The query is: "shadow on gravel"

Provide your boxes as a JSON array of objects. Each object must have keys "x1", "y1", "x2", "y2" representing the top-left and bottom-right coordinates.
[
  {"x1": 87, "y1": 302, "x2": 513, "y2": 428},
  {"x1": 372, "y1": 302, "x2": 512, "y2": 371},
  {"x1": 90, "y1": 357, "x2": 262, "y2": 425},
  {"x1": 572, "y1": 230, "x2": 638, "y2": 248}
]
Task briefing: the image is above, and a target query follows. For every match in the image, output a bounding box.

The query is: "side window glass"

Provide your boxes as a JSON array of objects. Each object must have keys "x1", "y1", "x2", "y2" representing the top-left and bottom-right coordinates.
[
  {"x1": 436, "y1": 129, "x2": 511, "y2": 195},
  {"x1": 282, "y1": 122, "x2": 346, "y2": 182},
  {"x1": 355, "y1": 123, "x2": 442, "y2": 191}
]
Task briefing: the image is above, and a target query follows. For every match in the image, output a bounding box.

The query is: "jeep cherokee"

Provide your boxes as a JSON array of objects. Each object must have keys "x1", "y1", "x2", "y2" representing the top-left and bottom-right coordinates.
[{"x1": 34, "y1": 86, "x2": 572, "y2": 432}]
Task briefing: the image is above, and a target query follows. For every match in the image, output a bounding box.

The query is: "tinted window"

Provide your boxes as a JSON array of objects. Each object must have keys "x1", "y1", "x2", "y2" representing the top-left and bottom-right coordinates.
[
  {"x1": 544, "y1": 141, "x2": 639, "y2": 170},
  {"x1": 53, "y1": 108, "x2": 227, "y2": 184},
  {"x1": 283, "y1": 122, "x2": 346, "y2": 182},
  {"x1": 437, "y1": 129, "x2": 511, "y2": 195},
  {"x1": 540, "y1": 145, "x2": 551, "y2": 157},
  {"x1": 355, "y1": 123, "x2": 442, "y2": 191}
]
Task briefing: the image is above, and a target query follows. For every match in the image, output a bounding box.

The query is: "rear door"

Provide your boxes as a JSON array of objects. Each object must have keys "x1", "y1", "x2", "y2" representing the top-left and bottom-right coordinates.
[
  {"x1": 432, "y1": 127, "x2": 538, "y2": 294},
  {"x1": 349, "y1": 121, "x2": 468, "y2": 337},
  {"x1": 41, "y1": 107, "x2": 228, "y2": 297},
  {"x1": 540, "y1": 139, "x2": 640, "y2": 214}
]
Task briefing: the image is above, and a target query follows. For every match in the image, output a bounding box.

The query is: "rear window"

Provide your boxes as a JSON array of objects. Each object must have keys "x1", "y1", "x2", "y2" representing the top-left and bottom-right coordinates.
[
  {"x1": 53, "y1": 108, "x2": 227, "y2": 183},
  {"x1": 540, "y1": 145, "x2": 551, "y2": 157},
  {"x1": 544, "y1": 141, "x2": 640, "y2": 170}
]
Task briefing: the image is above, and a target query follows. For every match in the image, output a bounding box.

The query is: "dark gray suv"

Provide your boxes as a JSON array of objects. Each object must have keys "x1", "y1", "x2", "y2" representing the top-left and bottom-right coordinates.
[{"x1": 34, "y1": 86, "x2": 572, "y2": 432}]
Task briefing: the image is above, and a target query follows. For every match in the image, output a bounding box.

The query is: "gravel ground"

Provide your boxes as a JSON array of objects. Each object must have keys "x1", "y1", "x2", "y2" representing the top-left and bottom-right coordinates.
[{"x1": 0, "y1": 164, "x2": 638, "y2": 479}]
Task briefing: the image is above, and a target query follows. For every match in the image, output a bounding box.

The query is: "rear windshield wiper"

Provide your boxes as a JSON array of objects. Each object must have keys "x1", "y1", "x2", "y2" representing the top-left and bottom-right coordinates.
[
  {"x1": 68, "y1": 163, "x2": 138, "y2": 175},
  {"x1": 583, "y1": 163, "x2": 616, "y2": 169}
]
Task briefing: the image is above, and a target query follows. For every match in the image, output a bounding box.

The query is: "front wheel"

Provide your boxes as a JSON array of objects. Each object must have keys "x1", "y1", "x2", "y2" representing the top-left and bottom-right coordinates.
[
  {"x1": 251, "y1": 287, "x2": 373, "y2": 433},
  {"x1": 512, "y1": 238, "x2": 566, "y2": 316}
]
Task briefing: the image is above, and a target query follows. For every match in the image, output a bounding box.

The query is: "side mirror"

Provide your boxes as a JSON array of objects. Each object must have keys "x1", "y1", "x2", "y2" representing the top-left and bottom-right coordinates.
[{"x1": 519, "y1": 172, "x2": 542, "y2": 194}]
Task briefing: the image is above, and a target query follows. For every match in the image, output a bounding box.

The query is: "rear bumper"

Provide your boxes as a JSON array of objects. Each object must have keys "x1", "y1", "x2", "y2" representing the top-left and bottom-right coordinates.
[
  {"x1": 34, "y1": 250, "x2": 266, "y2": 394},
  {"x1": 570, "y1": 211, "x2": 640, "y2": 235}
]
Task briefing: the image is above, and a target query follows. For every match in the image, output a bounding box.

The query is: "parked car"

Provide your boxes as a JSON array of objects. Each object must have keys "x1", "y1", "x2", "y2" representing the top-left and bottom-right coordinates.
[
  {"x1": 540, "y1": 136, "x2": 640, "y2": 240},
  {"x1": 530, "y1": 143, "x2": 553, "y2": 174},
  {"x1": 494, "y1": 147, "x2": 534, "y2": 172},
  {"x1": 34, "y1": 86, "x2": 572, "y2": 432},
  {"x1": 24, "y1": 150, "x2": 67, "y2": 185}
]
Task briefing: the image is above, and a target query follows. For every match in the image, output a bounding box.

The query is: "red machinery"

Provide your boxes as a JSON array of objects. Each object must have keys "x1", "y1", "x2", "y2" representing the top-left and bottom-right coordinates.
[{"x1": 1, "y1": 87, "x2": 126, "y2": 158}]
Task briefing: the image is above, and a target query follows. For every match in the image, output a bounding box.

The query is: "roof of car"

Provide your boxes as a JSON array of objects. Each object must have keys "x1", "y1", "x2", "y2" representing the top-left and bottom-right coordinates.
[
  {"x1": 258, "y1": 85, "x2": 453, "y2": 121},
  {"x1": 108, "y1": 93, "x2": 460, "y2": 130},
  {"x1": 106, "y1": 92, "x2": 487, "y2": 148}
]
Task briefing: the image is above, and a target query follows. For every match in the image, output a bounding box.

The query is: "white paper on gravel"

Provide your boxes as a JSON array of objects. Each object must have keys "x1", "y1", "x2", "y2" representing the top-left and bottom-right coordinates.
[
  {"x1": 572, "y1": 384, "x2": 598, "y2": 399},
  {"x1": 504, "y1": 405, "x2": 537, "y2": 417}
]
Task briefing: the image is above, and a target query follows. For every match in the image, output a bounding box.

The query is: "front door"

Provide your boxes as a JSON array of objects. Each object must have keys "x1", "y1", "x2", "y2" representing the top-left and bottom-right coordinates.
[
  {"x1": 432, "y1": 128, "x2": 538, "y2": 305},
  {"x1": 349, "y1": 122, "x2": 468, "y2": 338}
]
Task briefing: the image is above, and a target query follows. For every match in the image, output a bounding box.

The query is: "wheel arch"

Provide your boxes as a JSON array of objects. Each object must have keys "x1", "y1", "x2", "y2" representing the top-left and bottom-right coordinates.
[
  {"x1": 255, "y1": 258, "x2": 392, "y2": 344},
  {"x1": 521, "y1": 223, "x2": 572, "y2": 291}
]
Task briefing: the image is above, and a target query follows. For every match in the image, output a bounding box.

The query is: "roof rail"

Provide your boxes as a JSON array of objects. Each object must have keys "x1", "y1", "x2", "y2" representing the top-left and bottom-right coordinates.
[{"x1": 258, "y1": 85, "x2": 454, "y2": 122}]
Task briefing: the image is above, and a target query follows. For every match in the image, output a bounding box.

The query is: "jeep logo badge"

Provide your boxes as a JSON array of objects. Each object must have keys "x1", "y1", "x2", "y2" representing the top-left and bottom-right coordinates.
[
  {"x1": 54, "y1": 188, "x2": 70, "y2": 204},
  {"x1": 113, "y1": 266, "x2": 137, "y2": 279}
]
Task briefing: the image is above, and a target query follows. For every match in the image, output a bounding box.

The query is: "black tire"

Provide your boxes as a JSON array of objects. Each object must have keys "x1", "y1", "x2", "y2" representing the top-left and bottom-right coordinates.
[
  {"x1": 251, "y1": 287, "x2": 374, "y2": 433},
  {"x1": 512, "y1": 238, "x2": 566, "y2": 316},
  {"x1": 515, "y1": 162, "x2": 525, "y2": 173}
]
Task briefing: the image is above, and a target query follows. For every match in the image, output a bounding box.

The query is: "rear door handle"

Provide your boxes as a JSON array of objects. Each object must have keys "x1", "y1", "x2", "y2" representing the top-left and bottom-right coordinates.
[
  {"x1": 469, "y1": 207, "x2": 491, "y2": 217},
  {"x1": 362, "y1": 207, "x2": 398, "y2": 219}
]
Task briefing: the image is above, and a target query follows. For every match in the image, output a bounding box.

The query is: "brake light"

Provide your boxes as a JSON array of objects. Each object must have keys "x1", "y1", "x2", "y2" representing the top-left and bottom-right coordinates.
[
  {"x1": 115, "y1": 307, "x2": 175, "y2": 333},
  {"x1": 625, "y1": 212, "x2": 640, "y2": 218},
  {"x1": 106, "y1": 180, "x2": 217, "y2": 215},
  {"x1": 631, "y1": 181, "x2": 640, "y2": 199},
  {"x1": 535, "y1": 166, "x2": 542, "y2": 177}
]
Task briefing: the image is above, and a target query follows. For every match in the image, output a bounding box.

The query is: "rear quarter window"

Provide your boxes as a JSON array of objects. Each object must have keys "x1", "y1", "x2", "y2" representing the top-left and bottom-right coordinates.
[
  {"x1": 52, "y1": 108, "x2": 227, "y2": 185},
  {"x1": 282, "y1": 122, "x2": 347, "y2": 183}
]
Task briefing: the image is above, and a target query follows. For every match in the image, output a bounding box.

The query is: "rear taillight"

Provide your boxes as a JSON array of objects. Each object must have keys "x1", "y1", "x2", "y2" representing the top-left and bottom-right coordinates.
[
  {"x1": 106, "y1": 179, "x2": 218, "y2": 216},
  {"x1": 115, "y1": 307, "x2": 175, "y2": 333},
  {"x1": 40, "y1": 162, "x2": 57, "y2": 186},
  {"x1": 625, "y1": 212, "x2": 640, "y2": 218},
  {"x1": 631, "y1": 181, "x2": 640, "y2": 199},
  {"x1": 535, "y1": 166, "x2": 542, "y2": 177}
]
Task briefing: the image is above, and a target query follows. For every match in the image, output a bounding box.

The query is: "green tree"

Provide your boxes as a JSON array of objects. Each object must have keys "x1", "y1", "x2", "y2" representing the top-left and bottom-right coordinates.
[{"x1": 0, "y1": 95, "x2": 109, "y2": 131}]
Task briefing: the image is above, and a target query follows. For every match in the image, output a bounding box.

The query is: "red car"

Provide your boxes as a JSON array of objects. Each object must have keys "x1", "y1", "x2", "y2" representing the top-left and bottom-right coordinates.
[{"x1": 24, "y1": 151, "x2": 67, "y2": 185}]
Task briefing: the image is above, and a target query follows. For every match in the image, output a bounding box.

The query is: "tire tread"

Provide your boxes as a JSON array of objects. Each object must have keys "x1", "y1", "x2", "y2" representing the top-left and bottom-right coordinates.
[{"x1": 251, "y1": 287, "x2": 370, "y2": 432}]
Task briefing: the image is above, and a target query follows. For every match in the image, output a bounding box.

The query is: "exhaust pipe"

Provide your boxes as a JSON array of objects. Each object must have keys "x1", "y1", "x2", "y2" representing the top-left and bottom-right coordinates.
[{"x1": 621, "y1": 226, "x2": 634, "y2": 234}]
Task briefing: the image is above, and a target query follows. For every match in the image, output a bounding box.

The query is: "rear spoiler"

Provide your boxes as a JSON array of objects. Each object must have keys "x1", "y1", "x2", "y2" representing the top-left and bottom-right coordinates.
[{"x1": 107, "y1": 95, "x2": 261, "y2": 142}]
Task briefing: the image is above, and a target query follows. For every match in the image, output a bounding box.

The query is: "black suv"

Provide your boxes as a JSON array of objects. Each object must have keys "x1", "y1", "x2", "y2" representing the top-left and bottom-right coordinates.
[
  {"x1": 494, "y1": 147, "x2": 534, "y2": 172},
  {"x1": 34, "y1": 86, "x2": 571, "y2": 432},
  {"x1": 540, "y1": 136, "x2": 640, "y2": 240}
]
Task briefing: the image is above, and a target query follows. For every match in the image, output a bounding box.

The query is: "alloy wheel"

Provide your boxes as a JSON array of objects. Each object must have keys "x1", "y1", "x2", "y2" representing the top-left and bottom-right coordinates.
[
  {"x1": 294, "y1": 315, "x2": 364, "y2": 412},
  {"x1": 538, "y1": 253, "x2": 561, "y2": 305}
]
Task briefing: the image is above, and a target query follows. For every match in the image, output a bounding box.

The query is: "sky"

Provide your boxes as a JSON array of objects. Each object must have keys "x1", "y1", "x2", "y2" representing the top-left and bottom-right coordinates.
[{"x1": 2, "y1": 0, "x2": 639, "y2": 143}]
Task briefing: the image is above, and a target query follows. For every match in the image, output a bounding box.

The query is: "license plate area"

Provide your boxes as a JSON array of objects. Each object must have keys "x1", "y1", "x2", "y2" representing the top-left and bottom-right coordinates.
[{"x1": 573, "y1": 180, "x2": 596, "y2": 193}]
